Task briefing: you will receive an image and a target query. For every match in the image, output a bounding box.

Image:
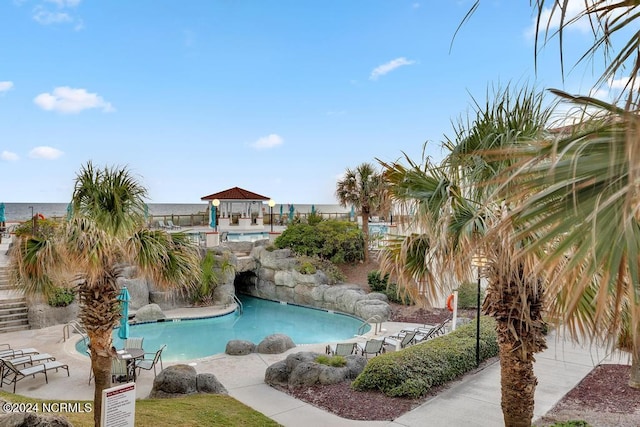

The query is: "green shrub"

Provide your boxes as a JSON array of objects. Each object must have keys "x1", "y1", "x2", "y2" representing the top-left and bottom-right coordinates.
[
  {"x1": 315, "y1": 354, "x2": 347, "y2": 367},
  {"x1": 274, "y1": 220, "x2": 364, "y2": 264},
  {"x1": 296, "y1": 256, "x2": 345, "y2": 283},
  {"x1": 352, "y1": 317, "x2": 498, "y2": 398},
  {"x1": 455, "y1": 281, "x2": 485, "y2": 309},
  {"x1": 193, "y1": 251, "x2": 235, "y2": 306},
  {"x1": 47, "y1": 286, "x2": 75, "y2": 307},
  {"x1": 367, "y1": 270, "x2": 413, "y2": 305},
  {"x1": 297, "y1": 261, "x2": 317, "y2": 275}
]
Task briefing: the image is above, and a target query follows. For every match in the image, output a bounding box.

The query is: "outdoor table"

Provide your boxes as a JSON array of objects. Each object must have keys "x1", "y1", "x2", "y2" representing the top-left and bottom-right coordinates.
[{"x1": 116, "y1": 348, "x2": 144, "y2": 381}]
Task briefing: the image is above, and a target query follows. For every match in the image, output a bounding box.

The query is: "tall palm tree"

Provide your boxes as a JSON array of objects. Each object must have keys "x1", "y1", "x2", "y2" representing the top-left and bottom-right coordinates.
[
  {"x1": 335, "y1": 162, "x2": 386, "y2": 261},
  {"x1": 10, "y1": 162, "x2": 201, "y2": 426},
  {"x1": 379, "y1": 86, "x2": 553, "y2": 426},
  {"x1": 501, "y1": 93, "x2": 640, "y2": 387}
]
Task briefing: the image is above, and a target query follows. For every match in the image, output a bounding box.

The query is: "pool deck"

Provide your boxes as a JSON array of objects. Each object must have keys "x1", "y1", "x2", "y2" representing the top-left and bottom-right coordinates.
[{"x1": 0, "y1": 239, "x2": 631, "y2": 426}]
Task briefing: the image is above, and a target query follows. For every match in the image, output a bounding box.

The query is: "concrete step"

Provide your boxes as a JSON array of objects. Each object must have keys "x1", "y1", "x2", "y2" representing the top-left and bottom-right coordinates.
[
  {"x1": 0, "y1": 306, "x2": 28, "y2": 316},
  {"x1": 0, "y1": 324, "x2": 30, "y2": 334}
]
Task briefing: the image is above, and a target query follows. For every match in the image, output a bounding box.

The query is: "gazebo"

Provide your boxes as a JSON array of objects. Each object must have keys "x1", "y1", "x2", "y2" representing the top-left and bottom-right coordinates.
[{"x1": 201, "y1": 187, "x2": 270, "y2": 230}]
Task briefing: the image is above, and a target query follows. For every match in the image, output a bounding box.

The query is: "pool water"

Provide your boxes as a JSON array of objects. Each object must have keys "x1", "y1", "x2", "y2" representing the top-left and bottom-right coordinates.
[{"x1": 76, "y1": 295, "x2": 369, "y2": 361}]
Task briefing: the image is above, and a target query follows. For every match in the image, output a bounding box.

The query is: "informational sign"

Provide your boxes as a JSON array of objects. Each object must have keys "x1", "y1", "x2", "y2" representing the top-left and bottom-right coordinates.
[{"x1": 101, "y1": 382, "x2": 136, "y2": 427}]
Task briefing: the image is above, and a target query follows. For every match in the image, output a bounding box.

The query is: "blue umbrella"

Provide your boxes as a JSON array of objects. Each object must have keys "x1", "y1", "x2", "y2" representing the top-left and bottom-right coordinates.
[
  {"x1": 279, "y1": 204, "x2": 283, "y2": 223},
  {"x1": 117, "y1": 287, "x2": 130, "y2": 340},
  {"x1": 0, "y1": 202, "x2": 5, "y2": 223},
  {"x1": 289, "y1": 204, "x2": 295, "y2": 223},
  {"x1": 66, "y1": 203, "x2": 72, "y2": 221},
  {"x1": 350, "y1": 205, "x2": 355, "y2": 221},
  {"x1": 210, "y1": 204, "x2": 217, "y2": 228},
  {"x1": 311, "y1": 204, "x2": 316, "y2": 215}
]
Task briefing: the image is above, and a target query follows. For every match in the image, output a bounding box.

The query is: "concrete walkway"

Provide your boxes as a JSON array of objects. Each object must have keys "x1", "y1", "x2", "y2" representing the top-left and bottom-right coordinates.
[{"x1": 0, "y1": 238, "x2": 630, "y2": 426}]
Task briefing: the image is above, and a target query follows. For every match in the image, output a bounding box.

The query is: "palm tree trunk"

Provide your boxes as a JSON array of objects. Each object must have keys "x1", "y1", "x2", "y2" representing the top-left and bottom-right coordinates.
[
  {"x1": 484, "y1": 265, "x2": 547, "y2": 427},
  {"x1": 362, "y1": 212, "x2": 370, "y2": 262},
  {"x1": 498, "y1": 334, "x2": 537, "y2": 426},
  {"x1": 88, "y1": 329, "x2": 115, "y2": 427}
]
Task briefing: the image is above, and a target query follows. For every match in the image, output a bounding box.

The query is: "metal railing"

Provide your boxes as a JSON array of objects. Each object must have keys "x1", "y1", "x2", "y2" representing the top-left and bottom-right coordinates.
[
  {"x1": 357, "y1": 314, "x2": 383, "y2": 336},
  {"x1": 63, "y1": 320, "x2": 88, "y2": 343},
  {"x1": 233, "y1": 295, "x2": 244, "y2": 315}
]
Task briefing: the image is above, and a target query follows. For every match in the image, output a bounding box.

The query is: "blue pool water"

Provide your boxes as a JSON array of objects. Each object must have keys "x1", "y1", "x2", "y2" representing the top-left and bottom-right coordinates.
[
  {"x1": 76, "y1": 295, "x2": 369, "y2": 361},
  {"x1": 226, "y1": 231, "x2": 269, "y2": 242}
]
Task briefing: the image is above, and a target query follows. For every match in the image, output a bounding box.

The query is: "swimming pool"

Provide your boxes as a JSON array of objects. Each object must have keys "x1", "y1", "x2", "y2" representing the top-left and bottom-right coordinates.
[
  {"x1": 76, "y1": 295, "x2": 369, "y2": 361},
  {"x1": 226, "y1": 231, "x2": 269, "y2": 242}
]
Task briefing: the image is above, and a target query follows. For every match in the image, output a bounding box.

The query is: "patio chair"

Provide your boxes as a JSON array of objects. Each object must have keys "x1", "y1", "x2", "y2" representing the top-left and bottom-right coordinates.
[
  {"x1": 157, "y1": 220, "x2": 167, "y2": 229},
  {"x1": 357, "y1": 339, "x2": 385, "y2": 359},
  {"x1": 111, "y1": 358, "x2": 133, "y2": 384},
  {"x1": 1, "y1": 353, "x2": 56, "y2": 367},
  {"x1": 220, "y1": 231, "x2": 229, "y2": 242},
  {"x1": 326, "y1": 342, "x2": 356, "y2": 356},
  {"x1": 0, "y1": 344, "x2": 39, "y2": 358},
  {"x1": 166, "y1": 220, "x2": 181, "y2": 230},
  {"x1": 0, "y1": 359, "x2": 69, "y2": 392},
  {"x1": 383, "y1": 330, "x2": 418, "y2": 350},
  {"x1": 416, "y1": 318, "x2": 451, "y2": 341},
  {"x1": 136, "y1": 344, "x2": 166, "y2": 378},
  {"x1": 123, "y1": 337, "x2": 144, "y2": 350}
]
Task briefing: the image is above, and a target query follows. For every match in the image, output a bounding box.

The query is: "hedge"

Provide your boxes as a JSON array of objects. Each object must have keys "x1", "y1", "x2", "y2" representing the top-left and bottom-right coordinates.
[{"x1": 352, "y1": 317, "x2": 498, "y2": 398}]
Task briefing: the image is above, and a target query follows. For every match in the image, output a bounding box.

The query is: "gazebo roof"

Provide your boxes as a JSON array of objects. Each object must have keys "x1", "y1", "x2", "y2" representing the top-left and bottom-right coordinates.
[{"x1": 200, "y1": 186, "x2": 270, "y2": 201}]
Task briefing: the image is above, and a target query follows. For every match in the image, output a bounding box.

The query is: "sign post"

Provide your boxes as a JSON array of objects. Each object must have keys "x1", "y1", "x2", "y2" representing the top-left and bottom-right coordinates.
[{"x1": 101, "y1": 382, "x2": 136, "y2": 427}]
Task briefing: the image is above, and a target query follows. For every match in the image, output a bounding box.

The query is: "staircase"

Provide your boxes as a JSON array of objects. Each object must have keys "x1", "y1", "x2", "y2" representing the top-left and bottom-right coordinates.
[{"x1": 0, "y1": 266, "x2": 29, "y2": 333}]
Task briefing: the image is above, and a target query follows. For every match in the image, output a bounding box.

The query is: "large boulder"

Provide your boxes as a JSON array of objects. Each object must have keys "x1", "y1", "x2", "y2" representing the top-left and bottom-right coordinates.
[
  {"x1": 196, "y1": 373, "x2": 228, "y2": 394},
  {"x1": 118, "y1": 278, "x2": 149, "y2": 310},
  {"x1": 149, "y1": 364, "x2": 198, "y2": 398},
  {"x1": 0, "y1": 412, "x2": 73, "y2": 427},
  {"x1": 264, "y1": 351, "x2": 367, "y2": 389},
  {"x1": 225, "y1": 340, "x2": 255, "y2": 355},
  {"x1": 264, "y1": 360, "x2": 290, "y2": 386},
  {"x1": 256, "y1": 334, "x2": 296, "y2": 354},
  {"x1": 27, "y1": 302, "x2": 79, "y2": 329},
  {"x1": 354, "y1": 299, "x2": 391, "y2": 322},
  {"x1": 134, "y1": 303, "x2": 166, "y2": 323}
]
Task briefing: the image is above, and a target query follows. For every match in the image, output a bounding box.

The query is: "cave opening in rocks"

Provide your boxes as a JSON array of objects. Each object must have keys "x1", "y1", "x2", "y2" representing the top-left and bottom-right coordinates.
[{"x1": 234, "y1": 270, "x2": 258, "y2": 296}]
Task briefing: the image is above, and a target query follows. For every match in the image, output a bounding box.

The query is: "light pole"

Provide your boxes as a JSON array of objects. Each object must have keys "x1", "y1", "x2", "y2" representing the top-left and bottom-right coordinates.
[
  {"x1": 212, "y1": 199, "x2": 220, "y2": 232},
  {"x1": 268, "y1": 199, "x2": 276, "y2": 232},
  {"x1": 29, "y1": 206, "x2": 35, "y2": 233},
  {"x1": 472, "y1": 257, "x2": 485, "y2": 368}
]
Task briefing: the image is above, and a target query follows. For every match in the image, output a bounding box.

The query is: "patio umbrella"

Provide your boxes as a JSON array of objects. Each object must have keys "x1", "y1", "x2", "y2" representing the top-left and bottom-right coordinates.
[
  {"x1": 350, "y1": 205, "x2": 355, "y2": 221},
  {"x1": 311, "y1": 204, "x2": 316, "y2": 215},
  {"x1": 279, "y1": 204, "x2": 283, "y2": 223},
  {"x1": 0, "y1": 202, "x2": 5, "y2": 226},
  {"x1": 117, "y1": 287, "x2": 130, "y2": 340},
  {"x1": 289, "y1": 204, "x2": 295, "y2": 223},
  {"x1": 65, "y1": 203, "x2": 72, "y2": 221},
  {"x1": 210, "y1": 204, "x2": 217, "y2": 228}
]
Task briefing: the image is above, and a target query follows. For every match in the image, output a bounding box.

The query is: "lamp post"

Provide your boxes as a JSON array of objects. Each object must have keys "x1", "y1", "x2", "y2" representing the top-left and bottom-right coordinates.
[
  {"x1": 472, "y1": 256, "x2": 485, "y2": 368},
  {"x1": 268, "y1": 199, "x2": 276, "y2": 233},
  {"x1": 212, "y1": 199, "x2": 220, "y2": 232},
  {"x1": 29, "y1": 206, "x2": 35, "y2": 233}
]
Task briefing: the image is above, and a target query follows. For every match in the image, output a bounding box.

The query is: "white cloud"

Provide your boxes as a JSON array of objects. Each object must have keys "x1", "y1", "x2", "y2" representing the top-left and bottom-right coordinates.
[
  {"x1": 45, "y1": 0, "x2": 82, "y2": 7},
  {"x1": 370, "y1": 57, "x2": 415, "y2": 80},
  {"x1": 0, "y1": 81, "x2": 13, "y2": 93},
  {"x1": 524, "y1": 0, "x2": 619, "y2": 38},
  {"x1": 251, "y1": 134, "x2": 284, "y2": 150},
  {"x1": 1, "y1": 151, "x2": 19, "y2": 161},
  {"x1": 609, "y1": 76, "x2": 640, "y2": 92},
  {"x1": 34, "y1": 86, "x2": 114, "y2": 114},
  {"x1": 33, "y1": 7, "x2": 72, "y2": 25},
  {"x1": 28, "y1": 146, "x2": 64, "y2": 160}
]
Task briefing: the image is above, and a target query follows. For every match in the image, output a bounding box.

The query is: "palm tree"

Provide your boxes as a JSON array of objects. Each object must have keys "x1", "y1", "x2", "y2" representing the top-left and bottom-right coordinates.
[
  {"x1": 500, "y1": 93, "x2": 640, "y2": 388},
  {"x1": 379, "y1": 86, "x2": 553, "y2": 426},
  {"x1": 10, "y1": 162, "x2": 201, "y2": 426},
  {"x1": 335, "y1": 162, "x2": 386, "y2": 261}
]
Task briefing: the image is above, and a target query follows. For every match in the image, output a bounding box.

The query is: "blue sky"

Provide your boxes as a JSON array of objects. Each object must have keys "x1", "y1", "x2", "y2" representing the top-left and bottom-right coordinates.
[{"x1": 0, "y1": 0, "x2": 622, "y2": 204}]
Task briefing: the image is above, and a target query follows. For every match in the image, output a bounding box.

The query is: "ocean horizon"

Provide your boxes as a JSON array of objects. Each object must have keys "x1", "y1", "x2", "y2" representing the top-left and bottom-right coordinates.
[{"x1": 2, "y1": 202, "x2": 350, "y2": 222}]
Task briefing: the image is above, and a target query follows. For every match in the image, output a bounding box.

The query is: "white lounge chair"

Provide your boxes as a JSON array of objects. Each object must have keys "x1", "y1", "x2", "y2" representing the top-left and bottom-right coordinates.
[{"x1": 0, "y1": 359, "x2": 69, "y2": 392}]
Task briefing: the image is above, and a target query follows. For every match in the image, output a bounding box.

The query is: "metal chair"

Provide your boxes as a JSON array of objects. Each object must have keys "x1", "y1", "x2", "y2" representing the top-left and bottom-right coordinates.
[
  {"x1": 123, "y1": 337, "x2": 144, "y2": 350},
  {"x1": 136, "y1": 344, "x2": 166, "y2": 377}
]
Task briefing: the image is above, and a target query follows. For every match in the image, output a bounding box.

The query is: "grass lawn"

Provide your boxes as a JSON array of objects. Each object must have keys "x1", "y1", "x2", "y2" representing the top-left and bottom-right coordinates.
[{"x1": 0, "y1": 391, "x2": 281, "y2": 426}]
